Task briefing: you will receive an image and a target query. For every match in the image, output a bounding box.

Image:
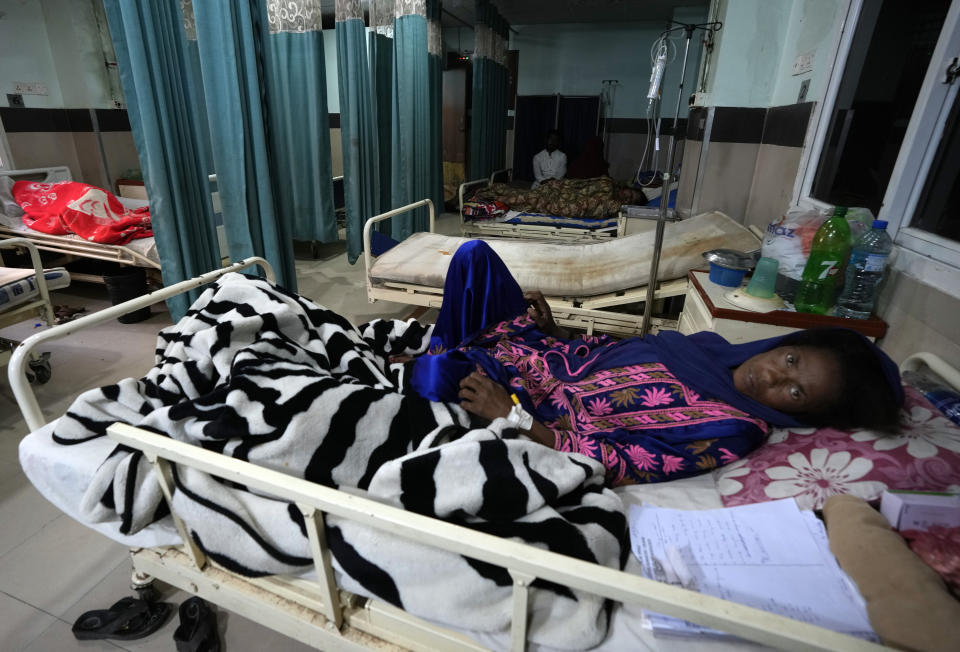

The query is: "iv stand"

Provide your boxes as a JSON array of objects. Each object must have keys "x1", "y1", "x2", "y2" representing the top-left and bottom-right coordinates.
[{"x1": 640, "y1": 20, "x2": 721, "y2": 336}]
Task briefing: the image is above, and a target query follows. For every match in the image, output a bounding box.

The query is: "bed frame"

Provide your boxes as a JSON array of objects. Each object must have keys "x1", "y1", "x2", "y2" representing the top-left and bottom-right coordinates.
[
  {"x1": 1, "y1": 238, "x2": 56, "y2": 381},
  {"x1": 364, "y1": 199, "x2": 685, "y2": 336},
  {"x1": 9, "y1": 261, "x2": 891, "y2": 651},
  {"x1": 458, "y1": 168, "x2": 627, "y2": 242},
  {"x1": 0, "y1": 167, "x2": 161, "y2": 277}
]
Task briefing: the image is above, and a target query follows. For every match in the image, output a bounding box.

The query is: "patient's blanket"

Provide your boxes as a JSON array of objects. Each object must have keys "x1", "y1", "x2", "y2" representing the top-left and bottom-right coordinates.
[
  {"x1": 472, "y1": 177, "x2": 647, "y2": 219},
  {"x1": 52, "y1": 273, "x2": 626, "y2": 649},
  {"x1": 12, "y1": 180, "x2": 152, "y2": 244}
]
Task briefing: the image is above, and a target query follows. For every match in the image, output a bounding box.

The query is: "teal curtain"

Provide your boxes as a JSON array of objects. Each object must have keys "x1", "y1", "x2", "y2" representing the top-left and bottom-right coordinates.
[
  {"x1": 263, "y1": 10, "x2": 337, "y2": 244},
  {"x1": 469, "y1": 1, "x2": 509, "y2": 180},
  {"x1": 192, "y1": 1, "x2": 296, "y2": 292},
  {"x1": 336, "y1": 0, "x2": 380, "y2": 264},
  {"x1": 390, "y1": 2, "x2": 431, "y2": 240},
  {"x1": 369, "y1": 0, "x2": 393, "y2": 217},
  {"x1": 427, "y1": 1, "x2": 444, "y2": 212},
  {"x1": 103, "y1": 0, "x2": 220, "y2": 321}
]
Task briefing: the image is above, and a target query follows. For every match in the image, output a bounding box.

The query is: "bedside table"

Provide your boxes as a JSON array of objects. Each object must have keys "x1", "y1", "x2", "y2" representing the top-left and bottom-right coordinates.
[{"x1": 678, "y1": 270, "x2": 888, "y2": 343}]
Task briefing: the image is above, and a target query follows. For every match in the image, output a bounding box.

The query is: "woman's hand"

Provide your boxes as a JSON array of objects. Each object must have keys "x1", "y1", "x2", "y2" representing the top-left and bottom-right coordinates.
[
  {"x1": 524, "y1": 291, "x2": 569, "y2": 339},
  {"x1": 458, "y1": 371, "x2": 557, "y2": 447},
  {"x1": 459, "y1": 371, "x2": 513, "y2": 421}
]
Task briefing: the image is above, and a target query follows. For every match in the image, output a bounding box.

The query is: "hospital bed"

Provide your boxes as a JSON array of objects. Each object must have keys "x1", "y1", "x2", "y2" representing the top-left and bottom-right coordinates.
[
  {"x1": 0, "y1": 167, "x2": 161, "y2": 279},
  {"x1": 0, "y1": 237, "x2": 69, "y2": 383},
  {"x1": 365, "y1": 199, "x2": 760, "y2": 336},
  {"x1": 9, "y1": 260, "x2": 895, "y2": 651},
  {"x1": 459, "y1": 169, "x2": 627, "y2": 242}
]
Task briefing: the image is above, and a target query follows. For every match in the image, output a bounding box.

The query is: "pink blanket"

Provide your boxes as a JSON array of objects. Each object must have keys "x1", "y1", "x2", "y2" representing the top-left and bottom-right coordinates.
[{"x1": 12, "y1": 180, "x2": 152, "y2": 244}]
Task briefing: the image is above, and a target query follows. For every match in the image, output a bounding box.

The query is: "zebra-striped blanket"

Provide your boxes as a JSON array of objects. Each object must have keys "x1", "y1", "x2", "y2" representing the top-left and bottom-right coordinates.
[{"x1": 52, "y1": 273, "x2": 628, "y2": 649}]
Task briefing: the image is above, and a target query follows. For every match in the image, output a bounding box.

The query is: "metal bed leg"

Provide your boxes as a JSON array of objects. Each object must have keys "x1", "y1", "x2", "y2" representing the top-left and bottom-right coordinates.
[
  {"x1": 130, "y1": 565, "x2": 160, "y2": 602},
  {"x1": 509, "y1": 570, "x2": 535, "y2": 652},
  {"x1": 145, "y1": 454, "x2": 208, "y2": 570},
  {"x1": 298, "y1": 504, "x2": 344, "y2": 629}
]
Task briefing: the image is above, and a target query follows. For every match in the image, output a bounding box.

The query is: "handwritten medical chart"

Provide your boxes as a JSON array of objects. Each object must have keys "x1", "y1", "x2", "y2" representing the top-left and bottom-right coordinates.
[{"x1": 629, "y1": 499, "x2": 876, "y2": 640}]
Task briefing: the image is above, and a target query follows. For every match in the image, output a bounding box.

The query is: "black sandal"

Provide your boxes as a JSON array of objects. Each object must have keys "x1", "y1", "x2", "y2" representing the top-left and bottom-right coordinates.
[
  {"x1": 72, "y1": 596, "x2": 171, "y2": 641},
  {"x1": 173, "y1": 596, "x2": 220, "y2": 652}
]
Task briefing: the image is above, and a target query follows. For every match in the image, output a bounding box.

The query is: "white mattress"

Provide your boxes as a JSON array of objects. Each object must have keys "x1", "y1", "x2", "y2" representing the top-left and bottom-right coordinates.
[
  {"x1": 370, "y1": 211, "x2": 759, "y2": 297},
  {"x1": 18, "y1": 418, "x2": 752, "y2": 652},
  {"x1": 0, "y1": 266, "x2": 70, "y2": 311},
  {"x1": 0, "y1": 211, "x2": 161, "y2": 268},
  {"x1": 19, "y1": 419, "x2": 181, "y2": 547}
]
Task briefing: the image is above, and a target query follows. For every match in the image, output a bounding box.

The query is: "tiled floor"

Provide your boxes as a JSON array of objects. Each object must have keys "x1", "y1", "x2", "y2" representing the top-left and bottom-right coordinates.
[{"x1": 0, "y1": 218, "x2": 457, "y2": 651}]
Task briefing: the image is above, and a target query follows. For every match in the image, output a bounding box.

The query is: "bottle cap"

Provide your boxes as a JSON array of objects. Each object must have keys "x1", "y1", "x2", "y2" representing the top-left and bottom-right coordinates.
[
  {"x1": 834, "y1": 206, "x2": 848, "y2": 216},
  {"x1": 872, "y1": 220, "x2": 888, "y2": 229}
]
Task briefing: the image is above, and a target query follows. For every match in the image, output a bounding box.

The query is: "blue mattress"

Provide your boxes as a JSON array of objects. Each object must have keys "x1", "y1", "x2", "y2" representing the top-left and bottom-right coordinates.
[
  {"x1": 0, "y1": 268, "x2": 70, "y2": 311},
  {"x1": 502, "y1": 212, "x2": 619, "y2": 230}
]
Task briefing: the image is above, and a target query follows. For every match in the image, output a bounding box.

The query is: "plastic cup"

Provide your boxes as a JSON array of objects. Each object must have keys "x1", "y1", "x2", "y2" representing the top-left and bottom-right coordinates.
[{"x1": 745, "y1": 257, "x2": 779, "y2": 299}]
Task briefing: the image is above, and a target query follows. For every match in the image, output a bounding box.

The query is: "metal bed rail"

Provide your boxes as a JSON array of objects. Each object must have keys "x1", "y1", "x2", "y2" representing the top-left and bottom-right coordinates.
[
  {"x1": 104, "y1": 421, "x2": 890, "y2": 652},
  {"x1": 0, "y1": 225, "x2": 160, "y2": 269},
  {"x1": 362, "y1": 198, "x2": 435, "y2": 303},
  {"x1": 0, "y1": 237, "x2": 55, "y2": 329},
  {"x1": 9, "y1": 257, "x2": 273, "y2": 432},
  {"x1": 363, "y1": 202, "x2": 677, "y2": 335}
]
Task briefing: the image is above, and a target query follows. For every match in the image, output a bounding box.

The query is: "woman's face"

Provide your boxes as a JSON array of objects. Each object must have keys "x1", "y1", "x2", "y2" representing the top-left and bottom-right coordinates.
[{"x1": 733, "y1": 345, "x2": 841, "y2": 414}]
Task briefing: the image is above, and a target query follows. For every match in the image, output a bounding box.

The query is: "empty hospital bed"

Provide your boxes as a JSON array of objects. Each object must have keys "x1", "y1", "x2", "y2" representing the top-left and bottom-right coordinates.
[
  {"x1": 0, "y1": 167, "x2": 161, "y2": 277},
  {"x1": 9, "y1": 260, "x2": 890, "y2": 652},
  {"x1": 365, "y1": 199, "x2": 760, "y2": 336}
]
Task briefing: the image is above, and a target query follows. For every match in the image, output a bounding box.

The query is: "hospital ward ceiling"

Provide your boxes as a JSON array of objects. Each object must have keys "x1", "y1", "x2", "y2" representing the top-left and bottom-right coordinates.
[
  {"x1": 439, "y1": 0, "x2": 710, "y2": 25},
  {"x1": 315, "y1": 1, "x2": 710, "y2": 25}
]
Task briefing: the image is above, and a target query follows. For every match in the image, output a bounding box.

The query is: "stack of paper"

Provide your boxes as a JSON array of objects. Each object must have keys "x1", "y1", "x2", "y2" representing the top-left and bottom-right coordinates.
[{"x1": 629, "y1": 499, "x2": 876, "y2": 640}]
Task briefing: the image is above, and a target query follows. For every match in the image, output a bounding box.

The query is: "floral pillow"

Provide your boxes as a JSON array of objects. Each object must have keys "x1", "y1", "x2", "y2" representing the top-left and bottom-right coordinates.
[{"x1": 714, "y1": 386, "x2": 960, "y2": 510}]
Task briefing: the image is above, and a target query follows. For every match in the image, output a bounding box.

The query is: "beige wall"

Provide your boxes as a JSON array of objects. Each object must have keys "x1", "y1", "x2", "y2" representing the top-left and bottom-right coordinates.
[
  {"x1": 693, "y1": 142, "x2": 760, "y2": 223},
  {"x1": 7, "y1": 130, "x2": 139, "y2": 190},
  {"x1": 877, "y1": 270, "x2": 960, "y2": 369},
  {"x1": 6, "y1": 131, "x2": 81, "y2": 179},
  {"x1": 743, "y1": 144, "x2": 804, "y2": 230}
]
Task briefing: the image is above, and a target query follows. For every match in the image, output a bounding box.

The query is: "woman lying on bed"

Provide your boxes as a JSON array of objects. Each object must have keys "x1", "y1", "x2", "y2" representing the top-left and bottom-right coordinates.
[{"x1": 408, "y1": 241, "x2": 904, "y2": 486}]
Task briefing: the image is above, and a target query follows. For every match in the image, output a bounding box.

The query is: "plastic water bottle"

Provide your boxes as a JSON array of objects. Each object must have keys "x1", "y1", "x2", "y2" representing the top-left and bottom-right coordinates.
[
  {"x1": 902, "y1": 370, "x2": 960, "y2": 426},
  {"x1": 794, "y1": 207, "x2": 852, "y2": 314},
  {"x1": 835, "y1": 220, "x2": 893, "y2": 319}
]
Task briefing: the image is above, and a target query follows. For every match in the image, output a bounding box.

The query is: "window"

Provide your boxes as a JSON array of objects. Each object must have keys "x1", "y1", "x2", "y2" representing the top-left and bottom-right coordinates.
[
  {"x1": 799, "y1": 0, "x2": 960, "y2": 281},
  {"x1": 809, "y1": 0, "x2": 950, "y2": 215}
]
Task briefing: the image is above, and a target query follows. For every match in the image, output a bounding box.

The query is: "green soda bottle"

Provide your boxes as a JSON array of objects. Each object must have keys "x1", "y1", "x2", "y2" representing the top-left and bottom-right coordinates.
[{"x1": 794, "y1": 207, "x2": 852, "y2": 314}]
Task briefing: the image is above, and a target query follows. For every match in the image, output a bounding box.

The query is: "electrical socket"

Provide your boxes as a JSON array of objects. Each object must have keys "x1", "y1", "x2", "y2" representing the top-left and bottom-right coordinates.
[
  {"x1": 7, "y1": 93, "x2": 24, "y2": 107},
  {"x1": 12, "y1": 81, "x2": 48, "y2": 95},
  {"x1": 792, "y1": 51, "x2": 814, "y2": 76}
]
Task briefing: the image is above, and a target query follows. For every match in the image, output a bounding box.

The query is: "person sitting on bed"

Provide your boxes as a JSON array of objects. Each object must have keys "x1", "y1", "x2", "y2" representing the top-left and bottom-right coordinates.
[
  {"x1": 531, "y1": 130, "x2": 566, "y2": 189},
  {"x1": 409, "y1": 241, "x2": 904, "y2": 486}
]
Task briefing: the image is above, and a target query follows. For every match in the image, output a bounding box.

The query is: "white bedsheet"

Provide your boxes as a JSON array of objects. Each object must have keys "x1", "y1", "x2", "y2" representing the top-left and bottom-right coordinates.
[
  {"x1": 371, "y1": 211, "x2": 758, "y2": 297},
  {"x1": 18, "y1": 419, "x2": 748, "y2": 651}
]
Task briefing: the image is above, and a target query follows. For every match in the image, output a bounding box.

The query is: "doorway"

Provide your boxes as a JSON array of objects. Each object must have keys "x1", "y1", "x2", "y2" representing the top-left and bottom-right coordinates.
[{"x1": 512, "y1": 94, "x2": 600, "y2": 182}]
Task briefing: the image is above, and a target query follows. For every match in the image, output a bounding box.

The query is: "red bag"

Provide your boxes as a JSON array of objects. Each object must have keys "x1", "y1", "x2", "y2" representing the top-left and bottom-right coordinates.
[{"x1": 12, "y1": 180, "x2": 152, "y2": 244}]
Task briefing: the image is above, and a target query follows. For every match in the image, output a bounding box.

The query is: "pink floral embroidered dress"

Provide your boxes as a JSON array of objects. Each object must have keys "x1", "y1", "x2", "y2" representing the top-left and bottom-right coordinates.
[{"x1": 470, "y1": 315, "x2": 769, "y2": 486}]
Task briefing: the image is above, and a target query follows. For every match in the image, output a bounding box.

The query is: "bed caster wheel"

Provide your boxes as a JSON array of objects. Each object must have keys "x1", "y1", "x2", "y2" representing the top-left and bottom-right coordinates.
[
  {"x1": 27, "y1": 353, "x2": 52, "y2": 385},
  {"x1": 135, "y1": 583, "x2": 161, "y2": 603}
]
